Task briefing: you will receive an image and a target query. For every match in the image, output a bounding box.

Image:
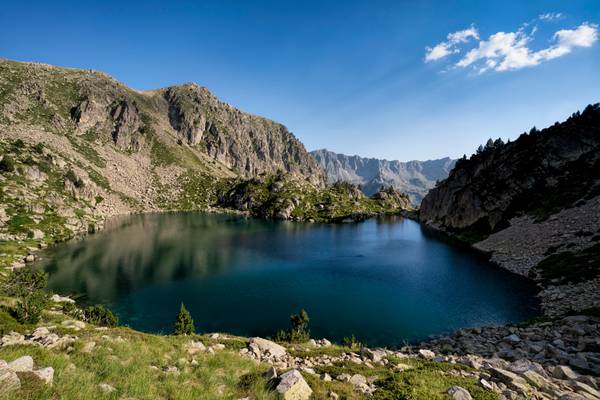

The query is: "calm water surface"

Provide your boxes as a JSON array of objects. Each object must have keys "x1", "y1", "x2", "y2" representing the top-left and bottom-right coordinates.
[{"x1": 40, "y1": 213, "x2": 539, "y2": 346}]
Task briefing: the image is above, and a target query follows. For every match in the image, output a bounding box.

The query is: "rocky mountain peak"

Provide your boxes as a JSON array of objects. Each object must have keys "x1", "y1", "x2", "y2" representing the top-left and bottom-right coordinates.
[{"x1": 311, "y1": 149, "x2": 455, "y2": 205}]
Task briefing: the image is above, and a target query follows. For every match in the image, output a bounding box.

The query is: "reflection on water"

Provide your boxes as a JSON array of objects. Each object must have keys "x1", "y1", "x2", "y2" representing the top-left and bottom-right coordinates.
[{"x1": 40, "y1": 213, "x2": 539, "y2": 346}]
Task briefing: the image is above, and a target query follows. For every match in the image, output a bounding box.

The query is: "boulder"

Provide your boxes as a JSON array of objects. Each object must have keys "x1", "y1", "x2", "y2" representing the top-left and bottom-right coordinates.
[
  {"x1": 30, "y1": 229, "x2": 44, "y2": 240},
  {"x1": 61, "y1": 320, "x2": 85, "y2": 331},
  {"x1": 349, "y1": 374, "x2": 367, "y2": 386},
  {"x1": 275, "y1": 370, "x2": 312, "y2": 400},
  {"x1": 31, "y1": 367, "x2": 54, "y2": 385},
  {"x1": 361, "y1": 347, "x2": 387, "y2": 362},
  {"x1": 1, "y1": 332, "x2": 26, "y2": 346},
  {"x1": 185, "y1": 341, "x2": 206, "y2": 354},
  {"x1": 50, "y1": 294, "x2": 75, "y2": 303},
  {"x1": 0, "y1": 368, "x2": 20, "y2": 391},
  {"x1": 504, "y1": 334, "x2": 521, "y2": 344},
  {"x1": 8, "y1": 355, "x2": 34, "y2": 372},
  {"x1": 336, "y1": 373, "x2": 351, "y2": 382},
  {"x1": 98, "y1": 383, "x2": 116, "y2": 393},
  {"x1": 82, "y1": 341, "x2": 96, "y2": 353},
  {"x1": 553, "y1": 365, "x2": 578, "y2": 380},
  {"x1": 448, "y1": 386, "x2": 473, "y2": 400},
  {"x1": 568, "y1": 381, "x2": 600, "y2": 398},
  {"x1": 248, "y1": 337, "x2": 287, "y2": 358},
  {"x1": 521, "y1": 370, "x2": 548, "y2": 389},
  {"x1": 418, "y1": 349, "x2": 435, "y2": 359}
]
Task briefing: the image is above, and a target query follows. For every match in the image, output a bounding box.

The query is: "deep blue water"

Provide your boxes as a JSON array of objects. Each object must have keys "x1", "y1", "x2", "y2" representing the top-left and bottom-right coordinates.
[{"x1": 40, "y1": 213, "x2": 539, "y2": 346}]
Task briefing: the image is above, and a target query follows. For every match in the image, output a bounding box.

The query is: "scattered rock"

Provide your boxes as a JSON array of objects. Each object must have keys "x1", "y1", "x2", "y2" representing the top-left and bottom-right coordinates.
[
  {"x1": 275, "y1": 369, "x2": 312, "y2": 400},
  {"x1": 448, "y1": 386, "x2": 472, "y2": 400},
  {"x1": 98, "y1": 383, "x2": 116, "y2": 394},
  {"x1": 248, "y1": 337, "x2": 287, "y2": 358},
  {"x1": 50, "y1": 294, "x2": 75, "y2": 303},
  {"x1": 82, "y1": 341, "x2": 96, "y2": 353},
  {"x1": 30, "y1": 229, "x2": 44, "y2": 240},
  {"x1": 349, "y1": 374, "x2": 367, "y2": 386},
  {"x1": 8, "y1": 356, "x2": 33, "y2": 372},
  {"x1": 0, "y1": 367, "x2": 20, "y2": 392},
  {"x1": 31, "y1": 367, "x2": 54, "y2": 385},
  {"x1": 185, "y1": 340, "x2": 206, "y2": 355},
  {"x1": 418, "y1": 349, "x2": 435, "y2": 359},
  {"x1": 553, "y1": 365, "x2": 579, "y2": 380},
  {"x1": 61, "y1": 320, "x2": 85, "y2": 331},
  {"x1": 361, "y1": 347, "x2": 387, "y2": 362}
]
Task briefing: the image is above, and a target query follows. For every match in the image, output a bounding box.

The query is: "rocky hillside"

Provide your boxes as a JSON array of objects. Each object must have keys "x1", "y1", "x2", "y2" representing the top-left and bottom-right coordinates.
[
  {"x1": 311, "y1": 149, "x2": 455, "y2": 205},
  {"x1": 420, "y1": 104, "x2": 600, "y2": 316},
  {"x1": 0, "y1": 59, "x2": 412, "y2": 269}
]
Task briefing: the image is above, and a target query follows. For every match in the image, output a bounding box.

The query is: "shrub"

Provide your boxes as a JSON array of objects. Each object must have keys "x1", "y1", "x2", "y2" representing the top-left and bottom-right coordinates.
[
  {"x1": 65, "y1": 169, "x2": 84, "y2": 188},
  {"x1": 274, "y1": 309, "x2": 311, "y2": 343},
  {"x1": 62, "y1": 301, "x2": 83, "y2": 318},
  {"x1": 12, "y1": 139, "x2": 25, "y2": 149},
  {"x1": 0, "y1": 155, "x2": 16, "y2": 172},
  {"x1": 342, "y1": 334, "x2": 361, "y2": 349},
  {"x1": 33, "y1": 142, "x2": 44, "y2": 154},
  {"x1": 83, "y1": 305, "x2": 118, "y2": 327},
  {"x1": 0, "y1": 269, "x2": 48, "y2": 324},
  {"x1": 13, "y1": 291, "x2": 48, "y2": 324},
  {"x1": 174, "y1": 303, "x2": 195, "y2": 335}
]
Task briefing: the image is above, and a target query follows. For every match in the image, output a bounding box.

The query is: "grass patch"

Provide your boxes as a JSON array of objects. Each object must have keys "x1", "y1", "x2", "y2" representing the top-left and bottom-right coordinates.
[{"x1": 0, "y1": 328, "x2": 276, "y2": 400}]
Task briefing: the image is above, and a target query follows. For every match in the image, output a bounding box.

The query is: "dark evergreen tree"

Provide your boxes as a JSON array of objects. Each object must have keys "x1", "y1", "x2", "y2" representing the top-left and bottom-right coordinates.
[{"x1": 174, "y1": 303, "x2": 195, "y2": 335}]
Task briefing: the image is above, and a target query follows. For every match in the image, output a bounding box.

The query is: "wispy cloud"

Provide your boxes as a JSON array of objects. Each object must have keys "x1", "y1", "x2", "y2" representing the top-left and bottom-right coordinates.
[
  {"x1": 539, "y1": 12, "x2": 563, "y2": 22},
  {"x1": 425, "y1": 18, "x2": 598, "y2": 74},
  {"x1": 425, "y1": 26, "x2": 479, "y2": 62}
]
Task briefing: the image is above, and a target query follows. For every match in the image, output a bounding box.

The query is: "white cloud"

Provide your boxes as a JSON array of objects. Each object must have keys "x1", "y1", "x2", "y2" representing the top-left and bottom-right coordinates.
[
  {"x1": 425, "y1": 26, "x2": 479, "y2": 62},
  {"x1": 555, "y1": 22, "x2": 598, "y2": 47},
  {"x1": 426, "y1": 21, "x2": 598, "y2": 73},
  {"x1": 539, "y1": 12, "x2": 563, "y2": 22},
  {"x1": 447, "y1": 26, "x2": 479, "y2": 43},
  {"x1": 425, "y1": 43, "x2": 454, "y2": 62}
]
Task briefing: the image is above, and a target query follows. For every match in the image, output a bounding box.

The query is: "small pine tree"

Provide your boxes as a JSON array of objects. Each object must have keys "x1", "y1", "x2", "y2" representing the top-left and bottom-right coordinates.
[
  {"x1": 289, "y1": 309, "x2": 310, "y2": 342},
  {"x1": 174, "y1": 303, "x2": 195, "y2": 335}
]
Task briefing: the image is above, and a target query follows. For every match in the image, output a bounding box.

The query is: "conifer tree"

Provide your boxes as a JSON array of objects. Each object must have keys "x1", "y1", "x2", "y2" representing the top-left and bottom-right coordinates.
[{"x1": 174, "y1": 302, "x2": 195, "y2": 335}]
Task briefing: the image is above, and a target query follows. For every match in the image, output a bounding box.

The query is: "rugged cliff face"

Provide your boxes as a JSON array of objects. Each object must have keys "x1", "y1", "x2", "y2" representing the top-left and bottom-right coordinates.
[
  {"x1": 310, "y1": 149, "x2": 455, "y2": 205},
  {"x1": 420, "y1": 104, "x2": 600, "y2": 315},
  {"x1": 421, "y1": 105, "x2": 600, "y2": 239},
  {"x1": 161, "y1": 84, "x2": 324, "y2": 184}
]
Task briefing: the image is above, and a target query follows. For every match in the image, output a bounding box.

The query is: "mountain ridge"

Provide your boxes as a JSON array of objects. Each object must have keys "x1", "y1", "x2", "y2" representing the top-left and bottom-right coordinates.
[
  {"x1": 310, "y1": 148, "x2": 455, "y2": 205},
  {"x1": 420, "y1": 103, "x2": 600, "y2": 316},
  {"x1": 0, "y1": 58, "x2": 411, "y2": 252}
]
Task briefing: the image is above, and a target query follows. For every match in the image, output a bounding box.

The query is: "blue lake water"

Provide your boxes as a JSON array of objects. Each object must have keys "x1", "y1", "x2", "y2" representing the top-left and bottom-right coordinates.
[{"x1": 40, "y1": 213, "x2": 539, "y2": 346}]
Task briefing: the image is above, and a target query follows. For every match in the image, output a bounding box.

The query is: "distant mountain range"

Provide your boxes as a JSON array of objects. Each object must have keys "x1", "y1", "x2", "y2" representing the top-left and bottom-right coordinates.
[{"x1": 310, "y1": 149, "x2": 456, "y2": 205}]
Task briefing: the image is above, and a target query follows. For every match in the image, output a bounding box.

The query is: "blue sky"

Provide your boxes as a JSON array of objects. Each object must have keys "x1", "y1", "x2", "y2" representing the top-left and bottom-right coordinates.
[{"x1": 1, "y1": 1, "x2": 599, "y2": 161}]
